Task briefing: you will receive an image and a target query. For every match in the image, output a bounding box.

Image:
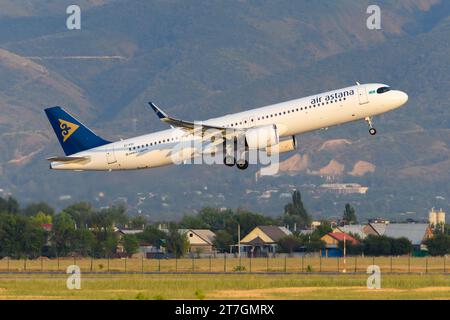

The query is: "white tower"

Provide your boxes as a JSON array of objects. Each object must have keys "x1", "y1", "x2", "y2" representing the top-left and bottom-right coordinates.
[
  {"x1": 436, "y1": 208, "x2": 446, "y2": 225},
  {"x1": 428, "y1": 208, "x2": 437, "y2": 226}
]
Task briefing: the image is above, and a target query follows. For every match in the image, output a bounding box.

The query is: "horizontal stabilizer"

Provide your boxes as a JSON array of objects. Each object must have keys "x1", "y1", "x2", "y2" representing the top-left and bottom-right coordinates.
[{"x1": 47, "y1": 156, "x2": 90, "y2": 163}]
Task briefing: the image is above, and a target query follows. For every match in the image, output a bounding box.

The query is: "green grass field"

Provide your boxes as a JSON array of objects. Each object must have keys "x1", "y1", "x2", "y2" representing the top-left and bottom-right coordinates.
[{"x1": 0, "y1": 274, "x2": 448, "y2": 300}]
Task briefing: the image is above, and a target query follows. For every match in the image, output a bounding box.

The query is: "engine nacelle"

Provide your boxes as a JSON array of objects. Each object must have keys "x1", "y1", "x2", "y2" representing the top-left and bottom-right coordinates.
[
  {"x1": 245, "y1": 124, "x2": 279, "y2": 149},
  {"x1": 266, "y1": 135, "x2": 297, "y2": 155}
]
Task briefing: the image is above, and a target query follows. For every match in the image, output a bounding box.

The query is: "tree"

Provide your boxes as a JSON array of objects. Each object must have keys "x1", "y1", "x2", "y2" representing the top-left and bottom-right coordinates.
[
  {"x1": 130, "y1": 215, "x2": 147, "y2": 229},
  {"x1": 0, "y1": 197, "x2": 19, "y2": 215},
  {"x1": 283, "y1": 190, "x2": 311, "y2": 229},
  {"x1": 107, "y1": 204, "x2": 129, "y2": 228},
  {"x1": 390, "y1": 237, "x2": 412, "y2": 255},
  {"x1": 363, "y1": 235, "x2": 392, "y2": 256},
  {"x1": 233, "y1": 209, "x2": 277, "y2": 241},
  {"x1": 61, "y1": 202, "x2": 93, "y2": 229},
  {"x1": 52, "y1": 212, "x2": 76, "y2": 256},
  {"x1": 0, "y1": 213, "x2": 46, "y2": 258},
  {"x1": 31, "y1": 211, "x2": 52, "y2": 225},
  {"x1": 425, "y1": 234, "x2": 450, "y2": 256},
  {"x1": 179, "y1": 214, "x2": 210, "y2": 229},
  {"x1": 342, "y1": 203, "x2": 357, "y2": 225},
  {"x1": 138, "y1": 225, "x2": 166, "y2": 247},
  {"x1": 91, "y1": 230, "x2": 118, "y2": 258},
  {"x1": 338, "y1": 240, "x2": 364, "y2": 255},
  {"x1": 165, "y1": 226, "x2": 189, "y2": 258},
  {"x1": 312, "y1": 220, "x2": 332, "y2": 238},
  {"x1": 122, "y1": 234, "x2": 140, "y2": 257},
  {"x1": 72, "y1": 229, "x2": 96, "y2": 256},
  {"x1": 304, "y1": 238, "x2": 325, "y2": 253},
  {"x1": 22, "y1": 202, "x2": 54, "y2": 217},
  {"x1": 198, "y1": 207, "x2": 234, "y2": 231},
  {"x1": 213, "y1": 230, "x2": 233, "y2": 252},
  {"x1": 278, "y1": 235, "x2": 302, "y2": 254}
]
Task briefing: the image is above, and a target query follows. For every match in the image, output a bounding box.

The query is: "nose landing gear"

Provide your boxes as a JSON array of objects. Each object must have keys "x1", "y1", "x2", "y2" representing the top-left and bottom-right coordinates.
[
  {"x1": 365, "y1": 117, "x2": 377, "y2": 136},
  {"x1": 236, "y1": 159, "x2": 249, "y2": 170}
]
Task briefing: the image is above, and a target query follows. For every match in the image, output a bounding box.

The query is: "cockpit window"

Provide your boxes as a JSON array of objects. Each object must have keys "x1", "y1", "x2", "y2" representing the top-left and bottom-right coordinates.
[{"x1": 377, "y1": 87, "x2": 391, "y2": 94}]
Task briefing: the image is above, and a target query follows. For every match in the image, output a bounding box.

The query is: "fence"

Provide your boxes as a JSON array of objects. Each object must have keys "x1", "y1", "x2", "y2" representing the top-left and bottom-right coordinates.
[{"x1": 0, "y1": 256, "x2": 447, "y2": 274}]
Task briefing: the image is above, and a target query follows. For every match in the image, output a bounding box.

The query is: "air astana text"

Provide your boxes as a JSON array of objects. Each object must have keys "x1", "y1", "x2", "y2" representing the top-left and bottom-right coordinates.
[{"x1": 310, "y1": 89, "x2": 355, "y2": 104}]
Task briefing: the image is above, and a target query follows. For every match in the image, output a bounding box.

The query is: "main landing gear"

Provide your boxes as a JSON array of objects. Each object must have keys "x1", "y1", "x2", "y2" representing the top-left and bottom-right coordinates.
[
  {"x1": 365, "y1": 117, "x2": 377, "y2": 136},
  {"x1": 223, "y1": 156, "x2": 249, "y2": 170}
]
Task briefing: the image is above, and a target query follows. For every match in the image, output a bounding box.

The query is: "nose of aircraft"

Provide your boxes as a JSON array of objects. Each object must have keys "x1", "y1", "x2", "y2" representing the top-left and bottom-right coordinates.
[
  {"x1": 398, "y1": 91, "x2": 408, "y2": 106},
  {"x1": 389, "y1": 90, "x2": 408, "y2": 109}
]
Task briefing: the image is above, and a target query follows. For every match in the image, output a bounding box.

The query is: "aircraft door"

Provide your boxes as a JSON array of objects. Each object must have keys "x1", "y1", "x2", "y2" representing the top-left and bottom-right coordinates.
[
  {"x1": 357, "y1": 85, "x2": 369, "y2": 105},
  {"x1": 106, "y1": 146, "x2": 117, "y2": 164}
]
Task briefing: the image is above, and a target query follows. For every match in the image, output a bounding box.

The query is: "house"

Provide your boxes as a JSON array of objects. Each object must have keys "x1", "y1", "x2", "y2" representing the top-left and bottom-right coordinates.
[
  {"x1": 115, "y1": 228, "x2": 144, "y2": 256},
  {"x1": 115, "y1": 228, "x2": 144, "y2": 236},
  {"x1": 366, "y1": 223, "x2": 433, "y2": 246},
  {"x1": 179, "y1": 229, "x2": 216, "y2": 254},
  {"x1": 382, "y1": 223, "x2": 433, "y2": 248},
  {"x1": 368, "y1": 218, "x2": 390, "y2": 224},
  {"x1": 366, "y1": 223, "x2": 388, "y2": 236},
  {"x1": 240, "y1": 225, "x2": 292, "y2": 257},
  {"x1": 321, "y1": 232, "x2": 359, "y2": 257},
  {"x1": 334, "y1": 225, "x2": 368, "y2": 239},
  {"x1": 40, "y1": 223, "x2": 53, "y2": 232}
]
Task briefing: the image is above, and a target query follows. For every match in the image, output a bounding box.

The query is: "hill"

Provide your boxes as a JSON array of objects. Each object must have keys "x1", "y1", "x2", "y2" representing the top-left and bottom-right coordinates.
[{"x1": 0, "y1": 0, "x2": 449, "y2": 221}]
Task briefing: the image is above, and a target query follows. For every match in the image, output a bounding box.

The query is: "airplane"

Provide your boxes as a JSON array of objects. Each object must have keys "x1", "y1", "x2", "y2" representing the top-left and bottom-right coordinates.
[{"x1": 45, "y1": 83, "x2": 408, "y2": 171}]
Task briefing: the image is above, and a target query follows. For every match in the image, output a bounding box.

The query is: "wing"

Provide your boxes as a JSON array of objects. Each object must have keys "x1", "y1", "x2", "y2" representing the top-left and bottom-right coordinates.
[
  {"x1": 148, "y1": 102, "x2": 243, "y2": 137},
  {"x1": 148, "y1": 102, "x2": 257, "y2": 156}
]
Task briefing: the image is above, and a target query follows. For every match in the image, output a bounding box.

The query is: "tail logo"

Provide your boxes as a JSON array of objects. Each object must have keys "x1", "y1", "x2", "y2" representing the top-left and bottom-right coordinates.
[{"x1": 59, "y1": 119, "x2": 79, "y2": 142}]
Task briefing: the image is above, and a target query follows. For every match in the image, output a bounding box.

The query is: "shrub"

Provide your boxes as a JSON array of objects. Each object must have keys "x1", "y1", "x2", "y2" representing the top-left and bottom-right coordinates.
[{"x1": 194, "y1": 290, "x2": 206, "y2": 300}]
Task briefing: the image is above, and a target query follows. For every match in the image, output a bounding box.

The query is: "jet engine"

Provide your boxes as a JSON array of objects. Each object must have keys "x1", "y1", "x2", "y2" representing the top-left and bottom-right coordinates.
[
  {"x1": 266, "y1": 135, "x2": 297, "y2": 155},
  {"x1": 245, "y1": 124, "x2": 279, "y2": 149}
]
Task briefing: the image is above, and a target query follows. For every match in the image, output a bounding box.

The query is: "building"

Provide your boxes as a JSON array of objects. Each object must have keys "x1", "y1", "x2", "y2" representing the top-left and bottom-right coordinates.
[
  {"x1": 366, "y1": 222, "x2": 388, "y2": 236},
  {"x1": 116, "y1": 229, "x2": 144, "y2": 236},
  {"x1": 40, "y1": 223, "x2": 53, "y2": 232},
  {"x1": 114, "y1": 228, "x2": 144, "y2": 256},
  {"x1": 321, "y1": 232, "x2": 359, "y2": 257},
  {"x1": 429, "y1": 208, "x2": 446, "y2": 228},
  {"x1": 382, "y1": 223, "x2": 433, "y2": 248},
  {"x1": 334, "y1": 225, "x2": 368, "y2": 239},
  {"x1": 240, "y1": 225, "x2": 292, "y2": 257},
  {"x1": 319, "y1": 183, "x2": 369, "y2": 195},
  {"x1": 179, "y1": 229, "x2": 216, "y2": 254},
  {"x1": 368, "y1": 218, "x2": 390, "y2": 224}
]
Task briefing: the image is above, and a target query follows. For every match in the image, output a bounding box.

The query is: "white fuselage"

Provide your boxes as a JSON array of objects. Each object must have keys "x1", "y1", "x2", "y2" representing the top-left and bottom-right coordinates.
[{"x1": 50, "y1": 83, "x2": 408, "y2": 171}]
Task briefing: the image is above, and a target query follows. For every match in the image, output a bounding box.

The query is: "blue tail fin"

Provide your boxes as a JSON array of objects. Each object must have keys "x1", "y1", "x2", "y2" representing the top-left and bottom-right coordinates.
[{"x1": 44, "y1": 106, "x2": 111, "y2": 156}]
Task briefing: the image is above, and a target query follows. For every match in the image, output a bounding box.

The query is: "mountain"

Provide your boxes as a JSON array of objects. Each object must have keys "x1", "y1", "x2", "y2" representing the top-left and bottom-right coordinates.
[{"x1": 0, "y1": 0, "x2": 449, "y2": 221}]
